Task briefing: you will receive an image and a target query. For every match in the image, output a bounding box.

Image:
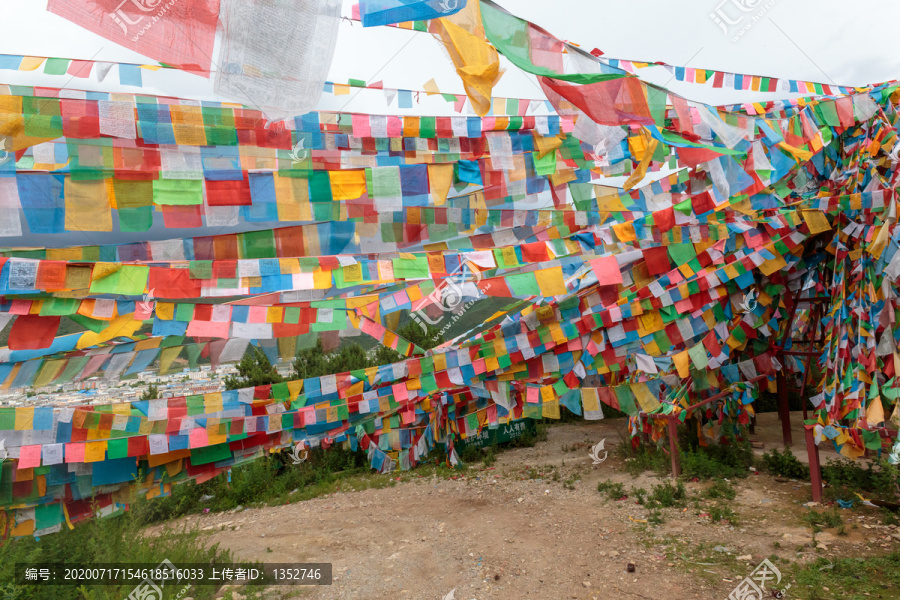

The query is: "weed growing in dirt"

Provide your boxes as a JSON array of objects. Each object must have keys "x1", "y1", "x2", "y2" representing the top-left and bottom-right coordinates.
[
  {"x1": 801, "y1": 509, "x2": 843, "y2": 533},
  {"x1": 647, "y1": 509, "x2": 665, "y2": 526},
  {"x1": 635, "y1": 481, "x2": 687, "y2": 509},
  {"x1": 596, "y1": 480, "x2": 626, "y2": 500},
  {"x1": 761, "y1": 447, "x2": 810, "y2": 480},
  {"x1": 563, "y1": 474, "x2": 581, "y2": 490},
  {"x1": 708, "y1": 505, "x2": 740, "y2": 526},
  {"x1": 702, "y1": 480, "x2": 737, "y2": 500}
]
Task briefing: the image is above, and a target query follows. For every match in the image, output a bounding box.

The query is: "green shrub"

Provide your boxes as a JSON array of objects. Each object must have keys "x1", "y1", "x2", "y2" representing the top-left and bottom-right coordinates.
[
  {"x1": 680, "y1": 443, "x2": 752, "y2": 480},
  {"x1": 822, "y1": 458, "x2": 899, "y2": 502},
  {"x1": 635, "y1": 481, "x2": 687, "y2": 508},
  {"x1": 761, "y1": 447, "x2": 809, "y2": 479},
  {"x1": 596, "y1": 480, "x2": 626, "y2": 500}
]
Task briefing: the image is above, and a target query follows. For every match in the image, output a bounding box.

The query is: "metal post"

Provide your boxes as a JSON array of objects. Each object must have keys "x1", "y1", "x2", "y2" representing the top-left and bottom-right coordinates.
[
  {"x1": 805, "y1": 424, "x2": 823, "y2": 503},
  {"x1": 667, "y1": 417, "x2": 681, "y2": 478},
  {"x1": 776, "y1": 370, "x2": 793, "y2": 446}
]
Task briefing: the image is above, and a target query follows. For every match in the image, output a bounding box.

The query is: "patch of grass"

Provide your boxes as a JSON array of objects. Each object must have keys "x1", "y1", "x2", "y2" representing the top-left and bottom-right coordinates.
[
  {"x1": 679, "y1": 442, "x2": 753, "y2": 480},
  {"x1": 597, "y1": 480, "x2": 627, "y2": 500},
  {"x1": 647, "y1": 509, "x2": 665, "y2": 526},
  {"x1": 708, "y1": 505, "x2": 740, "y2": 527},
  {"x1": 801, "y1": 508, "x2": 843, "y2": 533},
  {"x1": 822, "y1": 457, "x2": 900, "y2": 503},
  {"x1": 761, "y1": 447, "x2": 809, "y2": 480},
  {"x1": 135, "y1": 447, "x2": 384, "y2": 524},
  {"x1": 615, "y1": 440, "x2": 670, "y2": 477},
  {"x1": 792, "y1": 552, "x2": 900, "y2": 599},
  {"x1": 702, "y1": 479, "x2": 737, "y2": 500},
  {"x1": 0, "y1": 505, "x2": 233, "y2": 600},
  {"x1": 882, "y1": 507, "x2": 900, "y2": 527}
]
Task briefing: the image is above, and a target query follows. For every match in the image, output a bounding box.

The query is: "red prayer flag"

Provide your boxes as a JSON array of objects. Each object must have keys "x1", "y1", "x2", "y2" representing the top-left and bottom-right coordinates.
[
  {"x1": 8, "y1": 315, "x2": 60, "y2": 350},
  {"x1": 540, "y1": 76, "x2": 654, "y2": 126},
  {"x1": 47, "y1": 0, "x2": 220, "y2": 76},
  {"x1": 642, "y1": 247, "x2": 671, "y2": 276}
]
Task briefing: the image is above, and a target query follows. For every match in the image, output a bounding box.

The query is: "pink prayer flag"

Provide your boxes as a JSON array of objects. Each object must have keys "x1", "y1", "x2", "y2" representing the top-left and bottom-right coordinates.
[
  {"x1": 387, "y1": 116, "x2": 403, "y2": 137},
  {"x1": 189, "y1": 427, "x2": 209, "y2": 449},
  {"x1": 391, "y1": 382, "x2": 408, "y2": 403},
  {"x1": 65, "y1": 442, "x2": 85, "y2": 463},
  {"x1": 9, "y1": 300, "x2": 31, "y2": 315},
  {"x1": 248, "y1": 306, "x2": 268, "y2": 323},
  {"x1": 590, "y1": 256, "x2": 623, "y2": 286},
  {"x1": 47, "y1": 0, "x2": 219, "y2": 76},
  {"x1": 18, "y1": 445, "x2": 42, "y2": 469},
  {"x1": 67, "y1": 60, "x2": 93, "y2": 78},
  {"x1": 185, "y1": 320, "x2": 230, "y2": 338}
]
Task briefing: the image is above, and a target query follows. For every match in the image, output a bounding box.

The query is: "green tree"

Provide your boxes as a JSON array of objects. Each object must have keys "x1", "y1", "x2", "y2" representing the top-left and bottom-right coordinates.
[
  {"x1": 372, "y1": 320, "x2": 445, "y2": 366},
  {"x1": 326, "y1": 342, "x2": 371, "y2": 373},
  {"x1": 292, "y1": 338, "x2": 329, "y2": 380},
  {"x1": 225, "y1": 348, "x2": 284, "y2": 390},
  {"x1": 140, "y1": 384, "x2": 159, "y2": 400}
]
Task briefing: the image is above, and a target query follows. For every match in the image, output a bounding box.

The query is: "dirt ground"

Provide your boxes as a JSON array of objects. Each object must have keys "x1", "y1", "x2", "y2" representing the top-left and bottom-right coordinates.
[{"x1": 153, "y1": 416, "x2": 900, "y2": 600}]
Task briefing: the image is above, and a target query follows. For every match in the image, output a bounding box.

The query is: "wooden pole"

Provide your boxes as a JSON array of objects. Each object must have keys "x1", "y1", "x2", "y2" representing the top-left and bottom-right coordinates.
[
  {"x1": 805, "y1": 424, "x2": 823, "y2": 503},
  {"x1": 667, "y1": 417, "x2": 681, "y2": 478},
  {"x1": 776, "y1": 369, "x2": 793, "y2": 447}
]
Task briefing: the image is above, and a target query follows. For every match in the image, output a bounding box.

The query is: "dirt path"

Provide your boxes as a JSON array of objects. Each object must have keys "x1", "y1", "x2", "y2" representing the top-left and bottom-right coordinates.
[{"x1": 153, "y1": 419, "x2": 900, "y2": 600}]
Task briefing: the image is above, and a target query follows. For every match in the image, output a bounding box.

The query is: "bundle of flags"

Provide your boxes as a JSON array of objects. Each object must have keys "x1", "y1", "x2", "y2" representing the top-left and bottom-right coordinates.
[{"x1": 0, "y1": 0, "x2": 899, "y2": 537}]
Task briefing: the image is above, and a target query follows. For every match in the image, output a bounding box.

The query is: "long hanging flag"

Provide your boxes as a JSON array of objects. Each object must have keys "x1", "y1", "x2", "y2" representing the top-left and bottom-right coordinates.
[
  {"x1": 215, "y1": 0, "x2": 343, "y2": 120},
  {"x1": 360, "y1": 0, "x2": 467, "y2": 27},
  {"x1": 46, "y1": 0, "x2": 220, "y2": 75}
]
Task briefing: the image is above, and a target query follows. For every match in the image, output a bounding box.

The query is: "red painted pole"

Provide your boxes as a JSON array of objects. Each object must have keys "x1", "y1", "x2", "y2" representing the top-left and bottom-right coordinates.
[
  {"x1": 776, "y1": 369, "x2": 793, "y2": 447},
  {"x1": 805, "y1": 424, "x2": 823, "y2": 503},
  {"x1": 667, "y1": 417, "x2": 681, "y2": 478}
]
